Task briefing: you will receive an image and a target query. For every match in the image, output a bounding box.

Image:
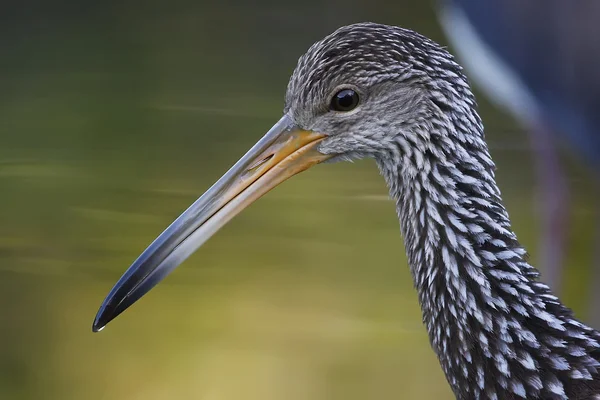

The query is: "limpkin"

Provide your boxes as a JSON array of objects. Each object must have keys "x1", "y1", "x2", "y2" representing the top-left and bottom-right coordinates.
[{"x1": 93, "y1": 23, "x2": 600, "y2": 399}]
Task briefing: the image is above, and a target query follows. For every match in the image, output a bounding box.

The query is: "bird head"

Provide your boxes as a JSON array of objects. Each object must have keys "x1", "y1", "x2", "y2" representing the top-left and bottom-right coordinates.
[{"x1": 285, "y1": 23, "x2": 474, "y2": 162}]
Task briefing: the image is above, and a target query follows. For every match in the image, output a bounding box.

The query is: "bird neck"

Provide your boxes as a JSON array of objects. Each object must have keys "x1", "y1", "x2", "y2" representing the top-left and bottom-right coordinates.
[{"x1": 376, "y1": 119, "x2": 600, "y2": 399}]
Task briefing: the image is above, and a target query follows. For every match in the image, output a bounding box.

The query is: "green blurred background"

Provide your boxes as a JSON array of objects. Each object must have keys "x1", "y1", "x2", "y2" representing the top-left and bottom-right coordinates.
[{"x1": 1, "y1": 1, "x2": 597, "y2": 399}]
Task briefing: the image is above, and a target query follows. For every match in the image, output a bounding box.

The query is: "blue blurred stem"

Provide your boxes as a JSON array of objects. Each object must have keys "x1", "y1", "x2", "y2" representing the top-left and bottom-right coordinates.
[
  {"x1": 530, "y1": 122, "x2": 569, "y2": 295},
  {"x1": 589, "y1": 182, "x2": 600, "y2": 329}
]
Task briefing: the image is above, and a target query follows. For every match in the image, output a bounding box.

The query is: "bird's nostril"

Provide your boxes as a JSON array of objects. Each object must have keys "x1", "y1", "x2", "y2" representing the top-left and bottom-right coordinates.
[{"x1": 246, "y1": 154, "x2": 274, "y2": 176}]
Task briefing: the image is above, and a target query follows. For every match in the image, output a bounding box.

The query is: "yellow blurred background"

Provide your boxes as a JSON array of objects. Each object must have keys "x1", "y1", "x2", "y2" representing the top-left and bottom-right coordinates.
[{"x1": 0, "y1": 1, "x2": 597, "y2": 399}]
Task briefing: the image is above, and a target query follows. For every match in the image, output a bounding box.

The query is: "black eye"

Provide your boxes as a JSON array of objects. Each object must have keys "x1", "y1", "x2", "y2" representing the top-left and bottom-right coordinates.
[{"x1": 330, "y1": 89, "x2": 359, "y2": 112}]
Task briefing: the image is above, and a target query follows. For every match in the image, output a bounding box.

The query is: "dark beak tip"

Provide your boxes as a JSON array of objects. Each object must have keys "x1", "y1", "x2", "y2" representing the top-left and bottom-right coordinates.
[
  {"x1": 92, "y1": 302, "x2": 118, "y2": 333},
  {"x1": 92, "y1": 313, "x2": 109, "y2": 333}
]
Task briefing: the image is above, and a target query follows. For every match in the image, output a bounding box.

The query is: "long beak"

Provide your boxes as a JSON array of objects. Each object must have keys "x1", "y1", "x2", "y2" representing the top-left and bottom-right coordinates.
[{"x1": 92, "y1": 114, "x2": 331, "y2": 332}]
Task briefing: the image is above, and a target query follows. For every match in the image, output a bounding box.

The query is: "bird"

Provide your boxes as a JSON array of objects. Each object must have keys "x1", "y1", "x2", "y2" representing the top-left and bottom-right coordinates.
[
  {"x1": 92, "y1": 23, "x2": 600, "y2": 399},
  {"x1": 438, "y1": 0, "x2": 600, "y2": 303}
]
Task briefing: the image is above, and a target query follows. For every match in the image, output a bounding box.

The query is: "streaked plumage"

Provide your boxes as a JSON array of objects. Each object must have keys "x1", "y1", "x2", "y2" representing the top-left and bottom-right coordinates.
[{"x1": 94, "y1": 23, "x2": 600, "y2": 399}]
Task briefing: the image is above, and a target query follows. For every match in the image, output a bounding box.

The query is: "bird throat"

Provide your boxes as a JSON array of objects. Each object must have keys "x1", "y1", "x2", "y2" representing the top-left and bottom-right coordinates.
[{"x1": 375, "y1": 126, "x2": 600, "y2": 399}]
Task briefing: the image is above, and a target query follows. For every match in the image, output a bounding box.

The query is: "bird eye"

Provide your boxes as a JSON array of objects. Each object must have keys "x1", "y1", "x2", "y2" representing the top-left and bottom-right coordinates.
[{"x1": 330, "y1": 89, "x2": 359, "y2": 112}]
